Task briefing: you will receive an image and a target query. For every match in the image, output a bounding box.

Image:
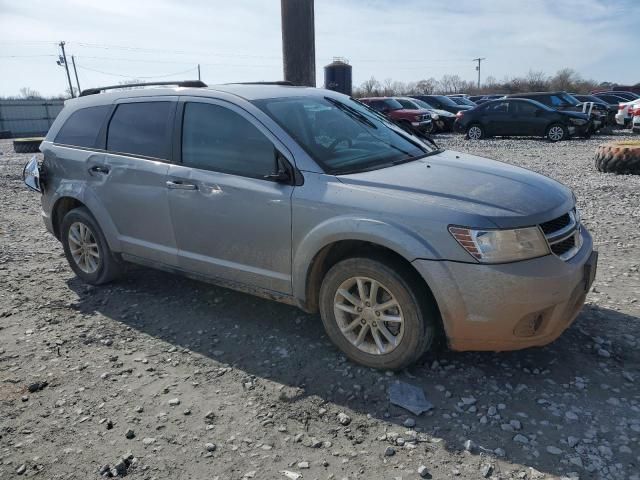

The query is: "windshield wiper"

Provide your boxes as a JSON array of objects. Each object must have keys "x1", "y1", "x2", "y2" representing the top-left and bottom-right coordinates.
[{"x1": 324, "y1": 97, "x2": 377, "y2": 129}]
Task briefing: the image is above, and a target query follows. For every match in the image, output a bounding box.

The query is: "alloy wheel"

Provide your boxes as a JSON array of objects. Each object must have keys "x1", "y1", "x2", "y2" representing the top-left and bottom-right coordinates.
[
  {"x1": 468, "y1": 125, "x2": 482, "y2": 140},
  {"x1": 68, "y1": 221, "x2": 100, "y2": 274},
  {"x1": 548, "y1": 125, "x2": 565, "y2": 141},
  {"x1": 333, "y1": 276, "x2": 405, "y2": 355}
]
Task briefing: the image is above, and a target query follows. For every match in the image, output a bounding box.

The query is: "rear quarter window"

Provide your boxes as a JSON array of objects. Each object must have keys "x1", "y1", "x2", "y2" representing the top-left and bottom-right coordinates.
[{"x1": 54, "y1": 105, "x2": 111, "y2": 148}]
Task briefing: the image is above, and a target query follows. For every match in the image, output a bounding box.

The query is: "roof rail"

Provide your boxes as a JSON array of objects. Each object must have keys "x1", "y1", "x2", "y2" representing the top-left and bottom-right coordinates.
[
  {"x1": 80, "y1": 80, "x2": 207, "y2": 97},
  {"x1": 225, "y1": 81, "x2": 295, "y2": 86}
]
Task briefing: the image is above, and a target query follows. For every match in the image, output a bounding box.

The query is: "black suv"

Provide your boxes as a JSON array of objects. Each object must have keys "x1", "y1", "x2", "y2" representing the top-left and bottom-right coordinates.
[
  {"x1": 454, "y1": 98, "x2": 590, "y2": 142},
  {"x1": 507, "y1": 91, "x2": 605, "y2": 132}
]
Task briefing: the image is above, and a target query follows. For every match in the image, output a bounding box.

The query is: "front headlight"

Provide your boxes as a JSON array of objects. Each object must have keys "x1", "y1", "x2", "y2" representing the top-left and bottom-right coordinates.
[
  {"x1": 431, "y1": 113, "x2": 440, "y2": 120},
  {"x1": 449, "y1": 226, "x2": 549, "y2": 263},
  {"x1": 570, "y1": 118, "x2": 588, "y2": 126}
]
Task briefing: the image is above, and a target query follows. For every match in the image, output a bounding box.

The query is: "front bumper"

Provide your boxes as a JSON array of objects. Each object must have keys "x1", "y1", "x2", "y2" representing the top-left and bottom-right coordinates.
[
  {"x1": 410, "y1": 120, "x2": 433, "y2": 131},
  {"x1": 413, "y1": 227, "x2": 594, "y2": 351}
]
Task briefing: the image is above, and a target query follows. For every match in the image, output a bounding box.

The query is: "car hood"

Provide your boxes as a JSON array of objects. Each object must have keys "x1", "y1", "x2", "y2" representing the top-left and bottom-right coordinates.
[
  {"x1": 394, "y1": 108, "x2": 431, "y2": 116},
  {"x1": 557, "y1": 110, "x2": 590, "y2": 120},
  {"x1": 336, "y1": 150, "x2": 574, "y2": 228},
  {"x1": 431, "y1": 109, "x2": 455, "y2": 117}
]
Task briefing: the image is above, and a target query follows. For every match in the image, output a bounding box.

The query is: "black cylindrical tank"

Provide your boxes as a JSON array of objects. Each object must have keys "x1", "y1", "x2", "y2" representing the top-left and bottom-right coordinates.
[{"x1": 324, "y1": 58, "x2": 352, "y2": 96}]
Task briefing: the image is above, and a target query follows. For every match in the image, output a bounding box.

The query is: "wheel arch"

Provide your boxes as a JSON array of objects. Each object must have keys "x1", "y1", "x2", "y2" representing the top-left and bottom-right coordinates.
[
  {"x1": 50, "y1": 189, "x2": 121, "y2": 252},
  {"x1": 293, "y1": 218, "x2": 441, "y2": 314}
]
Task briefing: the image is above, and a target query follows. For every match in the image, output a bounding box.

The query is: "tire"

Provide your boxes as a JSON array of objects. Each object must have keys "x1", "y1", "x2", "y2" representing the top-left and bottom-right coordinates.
[
  {"x1": 13, "y1": 138, "x2": 43, "y2": 153},
  {"x1": 319, "y1": 256, "x2": 438, "y2": 370},
  {"x1": 594, "y1": 141, "x2": 640, "y2": 174},
  {"x1": 546, "y1": 123, "x2": 567, "y2": 142},
  {"x1": 466, "y1": 124, "x2": 484, "y2": 140},
  {"x1": 60, "y1": 207, "x2": 122, "y2": 285}
]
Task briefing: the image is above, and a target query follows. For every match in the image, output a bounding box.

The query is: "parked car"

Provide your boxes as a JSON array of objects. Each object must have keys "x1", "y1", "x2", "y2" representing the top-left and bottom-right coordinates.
[
  {"x1": 594, "y1": 93, "x2": 634, "y2": 105},
  {"x1": 454, "y1": 98, "x2": 591, "y2": 141},
  {"x1": 448, "y1": 96, "x2": 478, "y2": 107},
  {"x1": 409, "y1": 95, "x2": 474, "y2": 114},
  {"x1": 22, "y1": 81, "x2": 597, "y2": 370},
  {"x1": 614, "y1": 98, "x2": 640, "y2": 127},
  {"x1": 507, "y1": 92, "x2": 606, "y2": 133},
  {"x1": 633, "y1": 111, "x2": 640, "y2": 133},
  {"x1": 571, "y1": 94, "x2": 618, "y2": 127},
  {"x1": 598, "y1": 91, "x2": 639, "y2": 101},
  {"x1": 393, "y1": 97, "x2": 456, "y2": 132},
  {"x1": 358, "y1": 97, "x2": 433, "y2": 132}
]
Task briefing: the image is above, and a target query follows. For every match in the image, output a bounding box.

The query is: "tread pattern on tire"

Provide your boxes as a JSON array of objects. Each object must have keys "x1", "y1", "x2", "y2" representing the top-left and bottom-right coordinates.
[{"x1": 594, "y1": 141, "x2": 640, "y2": 174}]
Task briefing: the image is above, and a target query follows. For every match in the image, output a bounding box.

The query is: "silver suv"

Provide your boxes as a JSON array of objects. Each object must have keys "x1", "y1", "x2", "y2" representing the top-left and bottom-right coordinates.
[{"x1": 23, "y1": 81, "x2": 597, "y2": 370}]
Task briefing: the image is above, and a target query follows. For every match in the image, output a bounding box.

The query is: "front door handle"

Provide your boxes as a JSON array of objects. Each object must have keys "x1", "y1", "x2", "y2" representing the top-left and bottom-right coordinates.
[
  {"x1": 166, "y1": 180, "x2": 197, "y2": 190},
  {"x1": 89, "y1": 165, "x2": 110, "y2": 174}
]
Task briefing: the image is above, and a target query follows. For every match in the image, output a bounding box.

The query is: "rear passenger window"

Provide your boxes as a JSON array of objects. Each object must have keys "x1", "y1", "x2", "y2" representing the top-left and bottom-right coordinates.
[
  {"x1": 107, "y1": 102, "x2": 173, "y2": 159},
  {"x1": 55, "y1": 105, "x2": 110, "y2": 148},
  {"x1": 181, "y1": 102, "x2": 275, "y2": 178}
]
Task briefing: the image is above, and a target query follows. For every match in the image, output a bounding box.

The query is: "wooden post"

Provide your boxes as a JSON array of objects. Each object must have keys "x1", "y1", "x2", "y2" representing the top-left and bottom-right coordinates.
[{"x1": 281, "y1": 0, "x2": 315, "y2": 87}]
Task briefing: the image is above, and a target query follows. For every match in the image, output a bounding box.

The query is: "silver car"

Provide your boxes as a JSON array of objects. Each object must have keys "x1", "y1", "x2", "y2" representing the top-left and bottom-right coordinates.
[{"x1": 23, "y1": 81, "x2": 598, "y2": 370}]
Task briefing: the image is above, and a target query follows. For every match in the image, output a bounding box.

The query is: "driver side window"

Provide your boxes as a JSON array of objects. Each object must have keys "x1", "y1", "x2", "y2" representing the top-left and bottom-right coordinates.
[{"x1": 181, "y1": 102, "x2": 276, "y2": 179}]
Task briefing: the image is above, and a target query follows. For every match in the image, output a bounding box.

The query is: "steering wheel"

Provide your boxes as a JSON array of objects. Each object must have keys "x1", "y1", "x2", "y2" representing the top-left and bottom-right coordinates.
[{"x1": 328, "y1": 137, "x2": 352, "y2": 151}]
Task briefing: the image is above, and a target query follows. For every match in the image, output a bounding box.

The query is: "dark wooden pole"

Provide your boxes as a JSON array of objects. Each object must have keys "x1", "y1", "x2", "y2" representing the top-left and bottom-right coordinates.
[{"x1": 281, "y1": 0, "x2": 315, "y2": 87}]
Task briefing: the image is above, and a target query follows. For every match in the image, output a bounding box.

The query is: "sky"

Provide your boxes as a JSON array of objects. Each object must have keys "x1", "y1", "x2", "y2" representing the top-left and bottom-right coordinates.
[{"x1": 0, "y1": 0, "x2": 638, "y2": 97}]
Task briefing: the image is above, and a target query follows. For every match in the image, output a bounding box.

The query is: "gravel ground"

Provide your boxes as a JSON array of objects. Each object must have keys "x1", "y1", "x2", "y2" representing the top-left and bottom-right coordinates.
[{"x1": 1, "y1": 132, "x2": 639, "y2": 480}]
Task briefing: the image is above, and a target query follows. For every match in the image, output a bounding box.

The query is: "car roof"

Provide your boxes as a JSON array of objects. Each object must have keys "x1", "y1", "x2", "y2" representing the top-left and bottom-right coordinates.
[{"x1": 63, "y1": 84, "x2": 332, "y2": 109}]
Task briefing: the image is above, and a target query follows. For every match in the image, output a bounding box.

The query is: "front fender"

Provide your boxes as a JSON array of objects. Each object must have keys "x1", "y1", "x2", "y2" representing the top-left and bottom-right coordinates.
[{"x1": 292, "y1": 215, "x2": 439, "y2": 301}]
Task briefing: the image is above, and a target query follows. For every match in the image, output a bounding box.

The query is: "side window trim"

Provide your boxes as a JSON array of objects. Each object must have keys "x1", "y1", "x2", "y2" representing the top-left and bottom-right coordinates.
[
  {"x1": 105, "y1": 97, "x2": 178, "y2": 163},
  {"x1": 175, "y1": 96, "x2": 297, "y2": 179}
]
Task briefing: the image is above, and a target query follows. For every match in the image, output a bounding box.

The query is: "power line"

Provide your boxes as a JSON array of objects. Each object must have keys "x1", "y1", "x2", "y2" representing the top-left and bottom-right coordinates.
[{"x1": 76, "y1": 64, "x2": 198, "y2": 79}]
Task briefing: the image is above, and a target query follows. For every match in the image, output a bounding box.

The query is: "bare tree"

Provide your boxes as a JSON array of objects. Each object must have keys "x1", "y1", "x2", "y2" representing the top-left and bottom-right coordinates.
[
  {"x1": 358, "y1": 76, "x2": 381, "y2": 96},
  {"x1": 414, "y1": 78, "x2": 438, "y2": 94},
  {"x1": 525, "y1": 70, "x2": 548, "y2": 91},
  {"x1": 19, "y1": 87, "x2": 42, "y2": 99}
]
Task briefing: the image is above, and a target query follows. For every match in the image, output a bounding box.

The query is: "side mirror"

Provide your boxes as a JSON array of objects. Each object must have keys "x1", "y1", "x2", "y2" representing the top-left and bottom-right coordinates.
[
  {"x1": 264, "y1": 151, "x2": 292, "y2": 184},
  {"x1": 23, "y1": 156, "x2": 42, "y2": 192}
]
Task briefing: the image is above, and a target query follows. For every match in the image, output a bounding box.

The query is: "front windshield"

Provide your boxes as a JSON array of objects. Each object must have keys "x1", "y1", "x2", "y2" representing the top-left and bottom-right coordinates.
[
  {"x1": 432, "y1": 95, "x2": 460, "y2": 107},
  {"x1": 413, "y1": 99, "x2": 435, "y2": 110},
  {"x1": 559, "y1": 93, "x2": 580, "y2": 106},
  {"x1": 396, "y1": 98, "x2": 421, "y2": 110},
  {"x1": 253, "y1": 96, "x2": 437, "y2": 174},
  {"x1": 382, "y1": 98, "x2": 404, "y2": 111},
  {"x1": 457, "y1": 97, "x2": 477, "y2": 106}
]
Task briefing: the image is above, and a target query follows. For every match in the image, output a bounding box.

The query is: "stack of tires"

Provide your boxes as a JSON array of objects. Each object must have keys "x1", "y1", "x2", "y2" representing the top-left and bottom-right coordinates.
[{"x1": 594, "y1": 141, "x2": 640, "y2": 174}]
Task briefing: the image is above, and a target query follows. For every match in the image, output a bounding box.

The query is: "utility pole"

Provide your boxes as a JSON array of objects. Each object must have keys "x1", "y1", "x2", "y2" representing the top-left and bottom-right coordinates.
[
  {"x1": 281, "y1": 0, "x2": 315, "y2": 87},
  {"x1": 473, "y1": 57, "x2": 485, "y2": 89},
  {"x1": 197, "y1": 64, "x2": 201, "y2": 81},
  {"x1": 71, "y1": 55, "x2": 81, "y2": 94},
  {"x1": 58, "y1": 41, "x2": 75, "y2": 98}
]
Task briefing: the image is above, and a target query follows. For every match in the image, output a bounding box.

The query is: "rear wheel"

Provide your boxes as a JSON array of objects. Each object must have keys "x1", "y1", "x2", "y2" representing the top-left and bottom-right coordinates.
[
  {"x1": 546, "y1": 123, "x2": 567, "y2": 142},
  {"x1": 60, "y1": 207, "x2": 122, "y2": 285},
  {"x1": 319, "y1": 257, "x2": 438, "y2": 370},
  {"x1": 466, "y1": 124, "x2": 484, "y2": 140}
]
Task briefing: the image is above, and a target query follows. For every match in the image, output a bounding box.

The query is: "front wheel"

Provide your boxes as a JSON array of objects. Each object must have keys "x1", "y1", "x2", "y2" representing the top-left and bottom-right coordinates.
[
  {"x1": 546, "y1": 123, "x2": 567, "y2": 142},
  {"x1": 466, "y1": 124, "x2": 484, "y2": 140},
  {"x1": 60, "y1": 207, "x2": 122, "y2": 285},
  {"x1": 319, "y1": 257, "x2": 438, "y2": 370}
]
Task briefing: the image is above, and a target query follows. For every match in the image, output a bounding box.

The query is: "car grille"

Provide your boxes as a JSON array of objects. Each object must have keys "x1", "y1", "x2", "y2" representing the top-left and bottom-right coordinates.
[
  {"x1": 539, "y1": 210, "x2": 582, "y2": 261},
  {"x1": 540, "y1": 213, "x2": 571, "y2": 234}
]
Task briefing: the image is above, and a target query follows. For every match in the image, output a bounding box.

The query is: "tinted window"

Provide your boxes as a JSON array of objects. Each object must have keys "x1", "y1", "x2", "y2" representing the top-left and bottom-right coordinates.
[
  {"x1": 54, "y1": 105, "x2": 110, "y2": 148},
  {"x1": 515, "y1": 101, "x2": 539, "y2": 115},
  {"x1": 107, "y1": 102, "x2": 173, "y2": 159},
  {"x1": 485, "y1": 101, "x2": 510, "y2": 113},
  {"x1": 428, "y1": 96, "x2": 459, "y2": 107},
  {"x1": 181, "y1": 102, "x2": 275, "y2": 178}
]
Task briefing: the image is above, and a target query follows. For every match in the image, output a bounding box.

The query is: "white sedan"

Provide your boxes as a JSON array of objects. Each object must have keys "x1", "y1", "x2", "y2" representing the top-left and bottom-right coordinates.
[{"x1": 615, "y1": 98, "x2": 640, "y2": 127}]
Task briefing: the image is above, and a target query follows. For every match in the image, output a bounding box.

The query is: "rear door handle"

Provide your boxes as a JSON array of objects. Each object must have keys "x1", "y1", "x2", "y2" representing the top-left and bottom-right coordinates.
[
  {"x1": 166, "y1": 180, "x2": 198, "y2": 190},
  {"x1": 89, "y1": 165, "x2": 110, "y2": 174}
]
